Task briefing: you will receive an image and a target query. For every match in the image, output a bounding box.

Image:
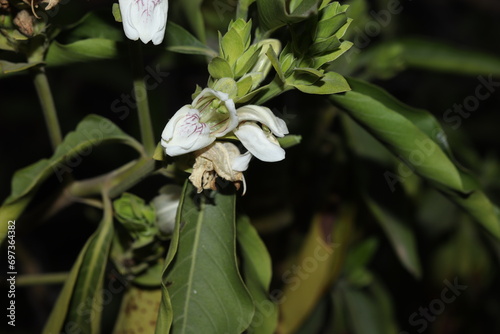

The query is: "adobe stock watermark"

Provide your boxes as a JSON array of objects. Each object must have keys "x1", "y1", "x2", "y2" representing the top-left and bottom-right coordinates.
[
  {"x1": 442, "y1": 74, "x2": 500, "y2": 130},
  {"x1": 399, "y1": 277, "x2": 467, "y2": 334},
  {"x1": 346, "y1": 0, "x2": 413, "y2": 63},
  {"x1": 231, "y1": 236, "x2": 340, "y2": 334},
  {"x1": 384, "y1": 137, "x2": 437, "y2": 192}
]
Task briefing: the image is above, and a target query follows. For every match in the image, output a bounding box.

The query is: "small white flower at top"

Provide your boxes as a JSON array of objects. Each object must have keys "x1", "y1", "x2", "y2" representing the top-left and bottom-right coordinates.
[{"x1": 118, "y1": 0, "x2": 169, "y2": 45}]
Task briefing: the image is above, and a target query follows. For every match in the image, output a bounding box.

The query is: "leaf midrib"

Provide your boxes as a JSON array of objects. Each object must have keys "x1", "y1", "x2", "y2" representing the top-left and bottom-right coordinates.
[{"x1": 180, "y1": 200, "x2": 205, "y2": 333}]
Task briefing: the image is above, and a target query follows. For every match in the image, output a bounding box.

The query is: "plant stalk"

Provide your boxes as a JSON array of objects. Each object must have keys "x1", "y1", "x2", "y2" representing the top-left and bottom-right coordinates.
[
  {"x1": 33, "y1": 68, "x2": 63, "y2": 151},
  {"x1": 129, "y1": 41, "x2": 156, "y2": 156}
]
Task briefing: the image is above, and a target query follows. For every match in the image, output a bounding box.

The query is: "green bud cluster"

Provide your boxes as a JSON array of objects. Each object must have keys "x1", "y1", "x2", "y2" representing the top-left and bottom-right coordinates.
[
  {"x1": 207, "y1": 19, "x2": 281, "y2": 102},
  {"x1": 268, "y1": 1, "x2": 353, "y2": 95}
]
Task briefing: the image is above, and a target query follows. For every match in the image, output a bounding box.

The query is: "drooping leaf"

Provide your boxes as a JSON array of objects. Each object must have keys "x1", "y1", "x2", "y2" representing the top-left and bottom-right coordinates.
[
  {"x1": 46, "y1": 38, "x2": 119, "y2": 66},
  {"x1": 0, "y1": 115, "x2": 143, "y2": 245},
  {"x1": 361, "y1": 37, "x2": 500, "y2": 78},
  {"x1": 365, "y1": 196, "x2": 422, "y2": 278},
  {"x1": 237, "y1": 216, "x2": 277, "y2": 334},
  {"x1": 43, "y1": 195, "x2": 114, "y2": 334},
  {"x1": 330, "y1": 78, "x2": 500, "y2": 239},
  {"x1": 157, "y1": 182, "x2": 254, "y2": 333}
]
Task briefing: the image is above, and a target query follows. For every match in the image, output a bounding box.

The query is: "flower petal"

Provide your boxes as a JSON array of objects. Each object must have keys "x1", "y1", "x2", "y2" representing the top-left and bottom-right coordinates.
[
  {"x1": 232, "y1": 151, "x2": 252, "y2": 172},
  {"x1": 193, "y1": 88, "x2": 238, "y2": 136},
  {"x1": 236, "y1": 105, "x2": 289, "y2": 137},
  {"x1": 161, "y1": 105, "x2": 214, "y2": 156},
  {"x1": 234, "y1": 123, "x2": 286, "y2": 162},
  {"x1": 119, "y1": 0, "x2": 168, "y2": 45}
]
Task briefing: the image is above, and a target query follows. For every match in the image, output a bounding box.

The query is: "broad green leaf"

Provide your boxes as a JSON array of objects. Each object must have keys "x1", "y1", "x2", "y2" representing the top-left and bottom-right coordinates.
[
  {"x1": 0, "y1": 115, "x2": 142, "y2": 245},
  {"x1": 237, "y1": 216, "x2": 277, "y2": 334},
  {"x1": 165, "y1": 22, "x2": 217, "y2": 57},
  {"x1": 330, "y1": 78, "x2": 500, "y2": 238},
  {"x1": 158, "y1": 183, "x2": 254, "y2": 333},
  {"x1": 292, "y1": 71, "x2": 350, "y2": 95},
  {"x1": 365, "y1": 197, "x2": 422, "y2": 278},
  {"x1": 360, "y1": 37, "x2": 500, "y2": 78},
  {"x1": 46, "y1": 38, "x2": 119, "y2": 66},
  {"x1": 113, "y1": 286, "x2": 162, "y2": 334},
  {"x1": 330, "y1": 78, "x2": 463, "y2": 191},
  {"x1": 43, "y1": 195, "x2": 114, "y2": 334}
]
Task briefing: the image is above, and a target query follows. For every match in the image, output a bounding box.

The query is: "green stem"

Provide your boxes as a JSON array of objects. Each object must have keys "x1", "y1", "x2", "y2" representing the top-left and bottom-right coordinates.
[
  {"x1": 129, "y1": 41, "x2": 156, "y2": 155},
  {"x1": 70, "y1": 158, "x2": 156, "y2": 199},
  {"x1": 33, "y1": 68, "x2": 63, "y2": 150},
  {"x1": 17, "y1": 272, "x2": 69, "y2": 286}
]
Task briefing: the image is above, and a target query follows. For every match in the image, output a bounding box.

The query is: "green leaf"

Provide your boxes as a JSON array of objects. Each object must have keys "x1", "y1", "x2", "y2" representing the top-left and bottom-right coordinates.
[
  {"x1": 0, "y1": 60, "x2": 43, "y2": 74},
  {"x1": 314, "y1": 40, "x2": 353, "y2": 68},
  {"x1": 208, "y1": 56, "x2": 234, "y2": 79},
  {"x1": 158, "y1": 183, "x2": 254, "y2": 333},
  {"x1": 365, "y1": 197, "x2": 422, "y2": 278},
  {"x1": 266, "y1": 46, "x2": 285, "y2": 82},
  {"x1": 330, "y1": 78, "x2": 500, "y2": 239},
  {"x1": 43, "y1": 196, "x2": 114, "y2": 334},
  {"x1": 0, "y1": 115, "x2": 142, "y2": 245},
  {"x1": 46, "y1": 38, "x2": 119, "y2": 66},
  {"x1": 339, "y1": 278, "x2": 398, "y2": 334},
  {"x1": 292, "y1": 71, "x2": 350, "y2": 95},
  {"x1": 165, "y1": 22, "x2": 217, "y2": 57},
  {"x1": 361, "y1": 37, "x2": 500, "y2": 78},
  {"x1": 331, "y1": 78, "x2": 463, "y2": 190},
  {"x1": 309, "y1": 35, "x2": 341, "y2": 56},
  {"x1": 221, "y1": 25, "x2": 246, "y2": 68},
  {"x1": 256, "y1": 0, "x2": 319, "y2": 32},
  {"x1": 179, "y1": 0, "x2": 206, "y2": 42},
  {"x1": 156, "y1": 181, "x2": 189, "y2": 333},
  {"x1": 237, "y1": 216, "x2": 278, "y2": 334}
]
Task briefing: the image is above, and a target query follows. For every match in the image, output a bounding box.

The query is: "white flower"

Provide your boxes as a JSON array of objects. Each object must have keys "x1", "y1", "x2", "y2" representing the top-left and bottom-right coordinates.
[
  {"x1": 151, "y1": 184, "x2": 181, "y2": 235},
  {"x1": 161, "y1": 88, "x2": 238, "y2": 156},
  {"x1": 234, "y1": 105, "x2": 289, "y2": 162},
  {"x1": 119, "y1": 0, "x2": 169, "y2": 45},
  {"x1": 161, "y1": 88, "x2": 289, "y2": 162}
]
